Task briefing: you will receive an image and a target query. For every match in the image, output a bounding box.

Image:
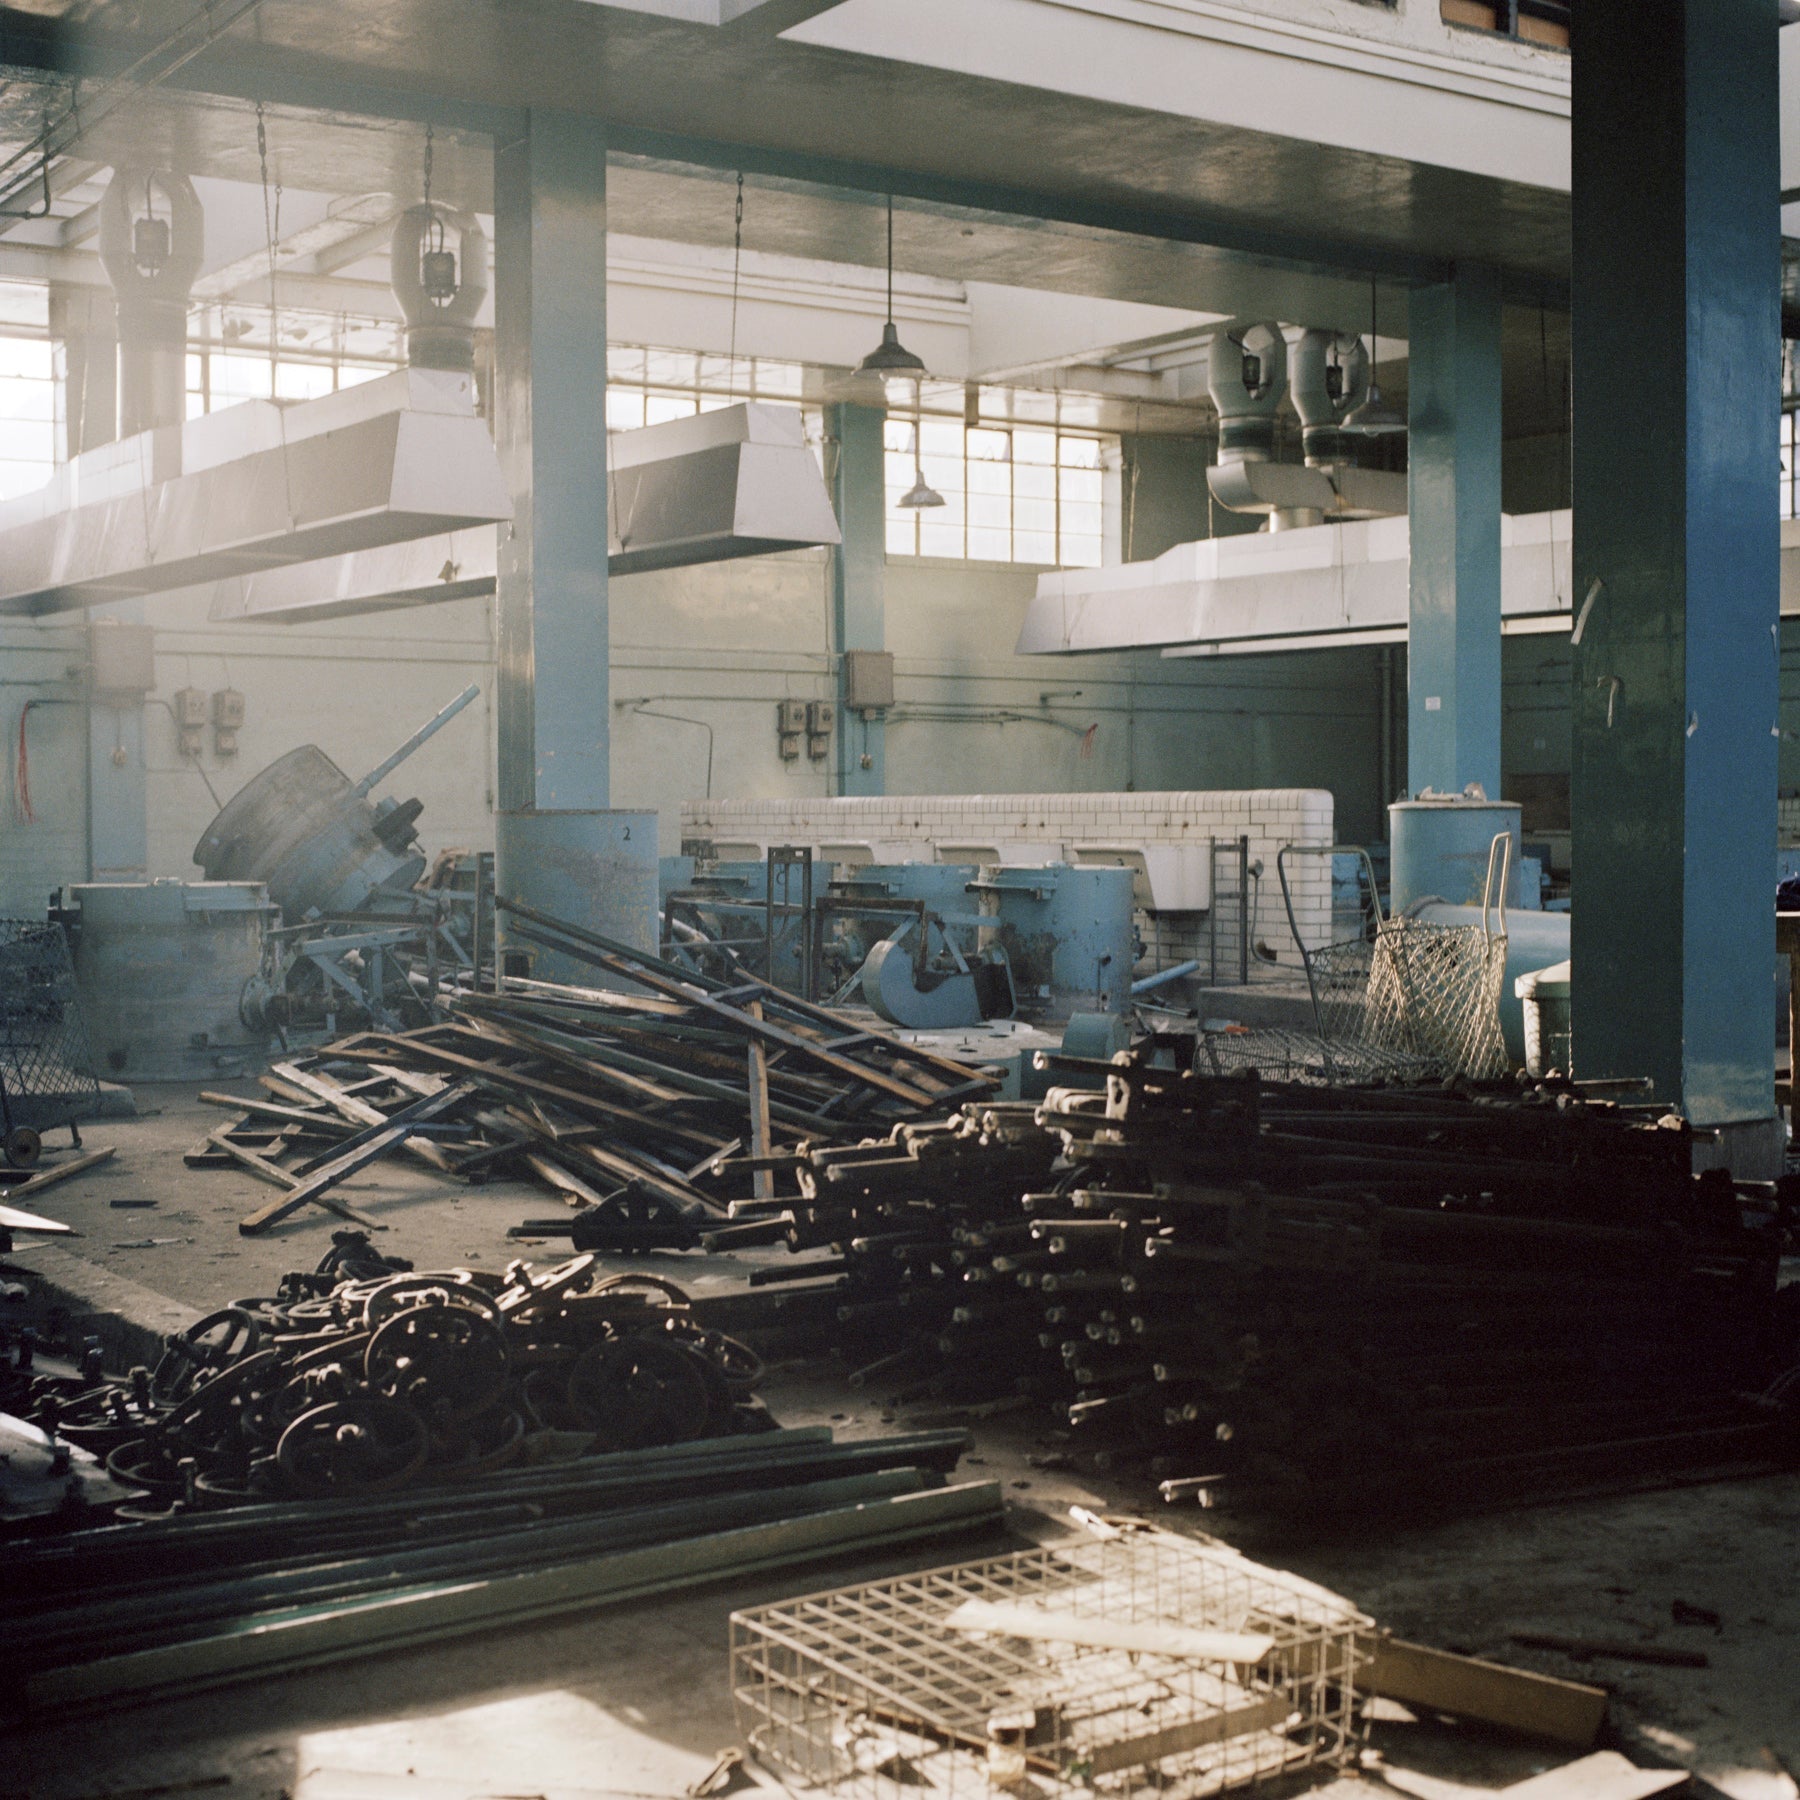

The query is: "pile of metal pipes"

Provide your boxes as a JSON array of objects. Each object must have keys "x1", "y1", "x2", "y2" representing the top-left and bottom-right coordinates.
[
  {"x1": 197, "y1": 896, "x2": 993, "y2": 1243},
  {"x1": 725, "y1": 1049, "x2": 1800, "y2": 1511},
  {"x1": 0, "y1": 1422, "x2": 1000, "y2": 1720}
]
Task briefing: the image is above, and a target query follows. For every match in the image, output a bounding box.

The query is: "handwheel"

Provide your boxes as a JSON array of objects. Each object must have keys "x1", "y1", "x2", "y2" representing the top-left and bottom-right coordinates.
[
  {"x1": 3, "y1": 1126, "x2": 41, "y2": 1169},
  {"x1": 276, "y1": 1396, "x2": 429, "y2": 1495},
  {"x1": 566, "y1": 1334, "x2": 713, "y2": 1450},
  {"x1": 365, "y1": 1304, "x2": 510, "y2": 1423}
]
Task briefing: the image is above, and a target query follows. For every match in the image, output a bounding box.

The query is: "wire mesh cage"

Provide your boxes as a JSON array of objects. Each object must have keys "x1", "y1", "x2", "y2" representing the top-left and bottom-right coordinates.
[
  {"x1": 0, "y1": 921, "x2": 100, "y2": 1133},
  {"x1": 731, "y1": 1531, "x2": 1369, "y2": 1798},
  {"x1": 1228, "y1": 842, "x2": 1511, "y2": 1087}
]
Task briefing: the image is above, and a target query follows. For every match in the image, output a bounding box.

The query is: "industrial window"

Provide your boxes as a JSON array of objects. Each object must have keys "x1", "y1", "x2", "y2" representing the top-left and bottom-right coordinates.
[
  {"x1": 1783, "y1": 409, "x2": 1799, "y2": 521},
  {"x1": 603, "y1": 345, "x2": 807, "y2": 433},
  {"x1": 883, "y1": 415, "x2": 1108, "y2": 569},
  {"x1": 0, "y1": 283, "x2": 58, "y2": 502},
  {"x1": 1441, "y1": 0, "x2": 1570, "y2": 47},
  {"x1": 184, "y1": 307, "x2": 401, "y2": 417}
]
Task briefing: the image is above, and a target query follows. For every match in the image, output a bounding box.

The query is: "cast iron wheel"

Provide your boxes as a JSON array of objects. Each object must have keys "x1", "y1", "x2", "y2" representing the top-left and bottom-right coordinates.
[
  {"x1": 2, "y1": 1126, "x2": 41, "y2": 1169},
  {"x1": 365, "y1": 1304, "x2": 510, "y2": 1423},
  {"x1": 151, "y1": 1308, "x2": 263, "y2": 1402},
  {"x1": 363, "y1": 1272, "x2": 501, "y2": 1330},
  {"x1": 565, "y1": 1334, "x2": 713, "y2": 1450},
  {"x1": 276, "y1": 1396, "x2": 430, "y2": 1496}
]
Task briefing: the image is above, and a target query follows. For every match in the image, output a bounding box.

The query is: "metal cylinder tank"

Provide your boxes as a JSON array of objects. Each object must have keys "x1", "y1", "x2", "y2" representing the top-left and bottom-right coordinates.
[
  {"x1": 496, "y1": 809, "x2": 659, "y2": 985},
  {"x1": 194, "y1": 745, "x2": 427, "y2": 922},
  {"x1": 981, "y1": 865, "x2": 1138, "y2": 1017},
  {"x1": 57, "y1": 881, "x2": 276, "y2": 1081},
  {"x1": 1389, "y1": 796, "x2": 1524, "y2": 913}
]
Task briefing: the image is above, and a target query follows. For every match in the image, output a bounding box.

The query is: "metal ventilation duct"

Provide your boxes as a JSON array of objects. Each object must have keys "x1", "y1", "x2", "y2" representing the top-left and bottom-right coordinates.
[
  {"x1": 199, "y1": 401, "x2": 842, "y2": 624},
  {"x1": 0, "y1": 369, "x2": 512, "y2": 618}
]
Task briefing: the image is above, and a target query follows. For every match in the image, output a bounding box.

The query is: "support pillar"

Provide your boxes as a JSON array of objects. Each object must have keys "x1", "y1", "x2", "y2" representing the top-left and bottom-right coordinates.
[
  {"x1": 493, "y1": 113, "x2": 656, "y2": 966},
  {"x1": 1405, "y1": 264, "x2": 1503, "y2": 803},
  {"x1": 1571, "y1": 0, "x2": 1779, "y2": 1134},
  {"x1": 828, "y1": 401, "x2": 887, "y2": 795}
]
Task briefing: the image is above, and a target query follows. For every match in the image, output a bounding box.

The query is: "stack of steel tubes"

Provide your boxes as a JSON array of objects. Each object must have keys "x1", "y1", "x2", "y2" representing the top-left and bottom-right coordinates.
[{"x1": 726, "y1": 1048, "x2": 1799, "y2": 1511}]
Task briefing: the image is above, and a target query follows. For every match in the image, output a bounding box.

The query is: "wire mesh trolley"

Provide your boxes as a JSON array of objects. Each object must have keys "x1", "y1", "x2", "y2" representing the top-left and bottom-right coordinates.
[
  {"x1": 0, "y1": 920, "x2": 100, "y2": 1166},
  {"x1": 1198, "y1": 838, "x2": 1510, "y2": 1085},
  {"x1": 731, "y1": 1530, "x2": 1368, "y2": 1797}
]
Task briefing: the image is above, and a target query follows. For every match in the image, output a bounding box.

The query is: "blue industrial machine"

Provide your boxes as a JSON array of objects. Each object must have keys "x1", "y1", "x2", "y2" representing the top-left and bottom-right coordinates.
[{"x1": 976, "y1": 865, "x2": 1139, "y2": 1019}]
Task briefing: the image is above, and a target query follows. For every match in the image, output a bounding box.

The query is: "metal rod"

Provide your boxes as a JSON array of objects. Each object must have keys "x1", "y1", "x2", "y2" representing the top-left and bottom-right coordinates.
[
  {"x1": 349, "y1": 684, "x2": 481, "y2": 801},
  {"x1": 1237, "y1": 834, "x2": 1250, "y2": 986}
]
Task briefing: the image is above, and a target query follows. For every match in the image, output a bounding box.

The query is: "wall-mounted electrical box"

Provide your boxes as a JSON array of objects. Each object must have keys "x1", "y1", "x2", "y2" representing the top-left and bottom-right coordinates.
[
  {"x1": 779, "y1": 733, "x2": 802, "y2": 763},
  {"x1": 212, "y1": 687, "x2": 245, "y2": 757},
  {"x1": 173, "y1": 686, "x2": 207, "y2": 758},
  {"x1": 842, "y1": 649, "x2": 895, "y2": 715},
  {"x1": 88, "y1": 621, "x2": 156, "y2": 695},
  {"x1": 807, "y1": 734, "x2": 830, "y2": 761},
  {"x1": 806, "y1": 700, "x2": 836, "y2": 736},
  {"x1": 777, "y1": 699, "x2": 807, "y2": 735}
]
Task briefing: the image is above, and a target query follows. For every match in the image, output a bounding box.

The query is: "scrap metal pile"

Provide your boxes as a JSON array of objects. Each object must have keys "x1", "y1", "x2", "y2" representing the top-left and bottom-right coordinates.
[
  {"x1": 26, "y1": 1246, "x2": 783, "y2": 1511},
  {"x1": 0, "y1": 1238, "x2": 1002, "y2": 1719},
  {"x1": 725, "y1": 1044, "x2": 1800, "y2": 1511},
  {"x1": 198, "y1": 897, "x2": 993, "y2": 1243}
]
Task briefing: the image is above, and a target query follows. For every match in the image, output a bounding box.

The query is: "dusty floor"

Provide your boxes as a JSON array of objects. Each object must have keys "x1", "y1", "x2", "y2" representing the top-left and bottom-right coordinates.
[{"x1": 3, "y1": 1089, "x2": 1798, "y2": 1800}]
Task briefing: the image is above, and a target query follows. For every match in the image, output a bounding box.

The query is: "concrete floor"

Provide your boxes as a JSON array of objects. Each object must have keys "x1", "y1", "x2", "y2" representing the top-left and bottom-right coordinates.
[{"x1": 3, "y1": 1087, "x2": 1799, "y2": 1800}]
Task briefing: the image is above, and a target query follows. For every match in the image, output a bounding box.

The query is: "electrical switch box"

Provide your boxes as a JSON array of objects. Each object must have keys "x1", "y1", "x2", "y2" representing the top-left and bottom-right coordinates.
[
  {"x1": 778, "y1": 733, "x2": 802, "y2": 763},
  {"x1": 806, "y1": 700, "x2": 836, "y2": 737},
  {"x1": 212, "y1": 687, "x2": 245, "y2": 757},
  {"x1": 173, "y1": 686, "x2": 207, "y2": 758},
  {"x1": 88, "y1": 622, "x2": 156, "y2": 695},
  {"x1": 842, "y1": 649, "x2": 895, "y2": 714},
  {"x1": 777, "y1": 699, "x2": 807, "y2": 736}
]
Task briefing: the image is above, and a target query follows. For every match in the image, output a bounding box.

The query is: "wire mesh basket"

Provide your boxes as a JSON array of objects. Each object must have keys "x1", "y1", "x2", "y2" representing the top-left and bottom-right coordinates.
[
  {"x1": 0, "y1": 921, "x2": 100, "y2": 1134},
  {"x1": 1235, "y1": 841, "x2": 1511, "y2": 1087},
  {"x1": 731, "y1": 1530, "x2": 1369, "y2": 1798}
]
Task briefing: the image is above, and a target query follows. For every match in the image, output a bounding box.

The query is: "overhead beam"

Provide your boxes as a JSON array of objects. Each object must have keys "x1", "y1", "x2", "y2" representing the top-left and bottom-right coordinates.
[{"x1": 718, "y1": 0, "x2": 849, "y2": 32}]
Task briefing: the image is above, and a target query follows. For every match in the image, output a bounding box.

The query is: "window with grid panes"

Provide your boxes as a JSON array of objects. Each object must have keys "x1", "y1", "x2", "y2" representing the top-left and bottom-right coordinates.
[
  {"x1": 884, "y1": 416, "x2": 1107, "y2": 568},
  {"x1": 604, "y1": 344, "x2": 808, "y2": 433},
  {"x1": 1783, "y1": 410, "x2": 1798, "y2": 522},
  {"x1": 0, "y1": 284, "x2": 59, "y2": 501}
]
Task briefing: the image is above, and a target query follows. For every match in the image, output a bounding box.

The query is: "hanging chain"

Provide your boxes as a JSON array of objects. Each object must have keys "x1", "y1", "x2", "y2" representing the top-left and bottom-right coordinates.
[
  {"x1": 255, "y1": 102, "x2": 281, "y2": 391},
  {"x1": 727, "y1": 171, "x2": 745, "y2": 392},
  {"x1": 423, "y1": 122, "x2": 434, "y2": 211}
]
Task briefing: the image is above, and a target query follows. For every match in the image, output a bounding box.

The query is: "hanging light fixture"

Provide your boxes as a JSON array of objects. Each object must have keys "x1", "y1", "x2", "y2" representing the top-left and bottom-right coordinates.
[
  {"x1": 859, "y1": 196, "x2": 926, "y2": 379},
  {"x1": 898, "y1": 421, "x2": 944, "y2": 509},
  {"x1": 1342, "y1": 275, "x2": 1406, "y2": 438}
]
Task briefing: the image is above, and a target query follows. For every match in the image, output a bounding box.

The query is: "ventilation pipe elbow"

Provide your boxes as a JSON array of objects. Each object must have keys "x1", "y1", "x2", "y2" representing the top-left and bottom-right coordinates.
[
  {"x1": 98, "y1": 168, "x2": 204, "y2": 435},
  {"x1": 1288, "y1": 328, "x2": 1369, "y2": 469},
  {"x1": 391, "y1": 204, "x2": 488, "y2": 372},
  {"x1": 1206, "y1": 322, "x2": 1286, "y2": 465}
]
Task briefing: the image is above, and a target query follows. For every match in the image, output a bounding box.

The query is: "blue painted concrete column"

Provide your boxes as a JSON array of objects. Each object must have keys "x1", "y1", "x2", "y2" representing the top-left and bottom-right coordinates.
[
  {"x1": 491, "y1": 115, "x2": 658, "y2": 961},
  {"x1": 1406, "y1": 264, "x2": 1502, "y2": 803},
  {"x1": 828, "y1": 401, "x2": 887, "y2": 795},
  {"x1": 1570, "y1": 0, "x2": 1779, "y2": 1125},
  {"x1": 493, "y1": 111, "x2": 610, "y2": 812}
]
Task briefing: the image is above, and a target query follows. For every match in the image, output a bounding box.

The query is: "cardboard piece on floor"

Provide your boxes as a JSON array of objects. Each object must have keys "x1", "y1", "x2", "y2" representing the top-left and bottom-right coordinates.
[
  {"x1": 1376, "y1": 1751, "x2": 1689, "y2": 1800},
  {"x1": 1364, "y1": 1637, "x2": 1608, "y2": 1748}
]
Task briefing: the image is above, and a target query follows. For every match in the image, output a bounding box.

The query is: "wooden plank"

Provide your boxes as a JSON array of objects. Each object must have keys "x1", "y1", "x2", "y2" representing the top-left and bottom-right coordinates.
[
  {"x1": 524, "y1": 1152, "x2": 608, "y2": 1208},
  {"x1": 206, "y1": 1128, "x2": 384, "y2": 1232},
  {"x1": 271, "y1": 1061, "x2": 453, "y2": 1173},
  {"x1": 746, "y1": 1000, "x2": 775, "y2": 1203},
  {"x1": 1363, "y1": 1637, "x2": 1607, "y2": 1748},
  {"x1": 0, "y1": 1148, "x2": 116, "y2": 1198},
  {"x1": 239, "y1": 1082, "x2": 477, "y2": 1235},
  {"x1": 199, "y1": 1092, "x2": 355, "y2": 1133}
]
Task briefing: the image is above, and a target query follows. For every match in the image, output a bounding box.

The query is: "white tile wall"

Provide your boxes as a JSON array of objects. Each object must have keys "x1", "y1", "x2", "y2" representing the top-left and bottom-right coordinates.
[{"x1": 680, "y1": 789, "x2": 1335, "y2": 977}]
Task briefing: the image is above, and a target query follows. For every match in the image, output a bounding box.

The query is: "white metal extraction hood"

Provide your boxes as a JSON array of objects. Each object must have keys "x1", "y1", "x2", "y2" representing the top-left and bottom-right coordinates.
[
  {"x1": 201, "y1": 401, "x2": 842, "y2": 625},
  {"x1": 1017, "y1": 511, "x2": 1583, "y2": 659},
  {"x1": 0, "y1": 369, "x2": 512, "y2": 617}
]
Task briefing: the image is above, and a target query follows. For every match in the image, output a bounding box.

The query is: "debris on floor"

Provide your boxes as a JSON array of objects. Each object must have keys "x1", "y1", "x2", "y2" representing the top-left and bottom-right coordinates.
[
  {"x1": 198, "y1": 898, "x2": 994, "y2": 1244},
  {"x1": 716, "y1": 1042, "x2": 1800, "y2": 1511}
]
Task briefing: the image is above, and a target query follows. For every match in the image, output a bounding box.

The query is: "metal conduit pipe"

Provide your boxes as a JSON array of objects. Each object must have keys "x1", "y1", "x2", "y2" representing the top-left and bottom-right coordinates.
[
  {"x1": 1288, "y1": 327, "x2": 1369, "y2": 470},
  {"x1": 97, "y1": 168, "x2": 203, "y2": 436}
]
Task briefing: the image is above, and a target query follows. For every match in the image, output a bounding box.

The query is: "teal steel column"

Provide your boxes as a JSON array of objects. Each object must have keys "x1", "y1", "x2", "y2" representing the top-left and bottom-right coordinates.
[
  {"x1": 493, "y1": 111, "x2": 610, "y2": 811},
  {"x1": 1571, "y1": 0, "x2": 1779, "y2": 1122},
  {"x1": 828, "y1": 401, "x2": 887, "y2": 795},
  {"x1": 1406, "y1": 264, "x2": 1503, "y2": 802}
]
